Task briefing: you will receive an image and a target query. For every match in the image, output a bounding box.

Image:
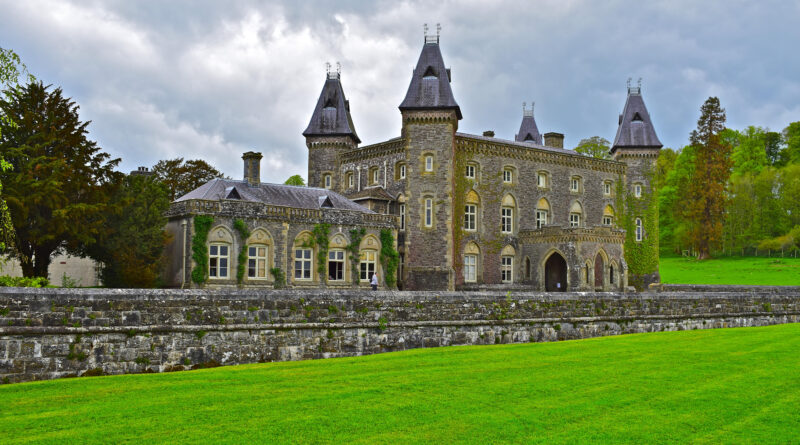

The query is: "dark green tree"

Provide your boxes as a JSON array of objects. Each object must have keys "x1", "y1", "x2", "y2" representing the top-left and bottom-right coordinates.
[
  {"x1": 686, "y1": 97, "x2": 732, "y2": 259},
  {"x1": 0, "y1": 82, "x2": 121, "y2": 277},
  {"x1": 90, "y1": 174, "x2": 170, "y2": 288},
  {"x1": 152, "y1": 158, "x2": 225, "y2": 200},
  {"x1": 574, "y1": 136, "x2": 611, "y2": 159},
  {"x1": 764, "y1": 131, "x2": 783, "y2": 166},
  {"x1": 284, "y1": 174, "x2": 305, "y2": 186},
  {"x1": 782, "y1": 122, "x2": 800, "y2": 165}
]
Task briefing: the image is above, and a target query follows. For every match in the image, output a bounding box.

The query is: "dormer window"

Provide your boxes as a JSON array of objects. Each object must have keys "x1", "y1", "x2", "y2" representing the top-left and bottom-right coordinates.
[
  {"x1": 422, "y1": 66, "x2": 437, "y2": 78},
  {"x1": 632, "y1": 112, "x2": 643, "y2": 122}
]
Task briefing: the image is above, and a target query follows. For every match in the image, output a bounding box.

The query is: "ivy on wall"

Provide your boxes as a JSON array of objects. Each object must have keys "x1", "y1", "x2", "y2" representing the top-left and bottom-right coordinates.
[
  {"x1": 190, "y1": 215, "x2": 213, "y2": 284},
  {"x1": 379, "y1": 229, "x2": 399, "y2": 288},
  {"x1": 616, "y1": 168, "x2": 660, "y2": 290},
  {"x1": 346, "y1": 227, "x2": 365, "y2": 284},
  {"x1": 269, "y1": 267, "x2": 286, "y2": 289},
  {"x1": 232, "y1": 219, "x2": 250, "y2": 285},
  {"x1": 312, "y1": 223, "x2": 330, "y2": 284}
]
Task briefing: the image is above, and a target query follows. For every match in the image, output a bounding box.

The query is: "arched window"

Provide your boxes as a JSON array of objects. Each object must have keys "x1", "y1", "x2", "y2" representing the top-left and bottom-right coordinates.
[
  {"x1": 396, "y1": 162, "x2": 406, "y2": 180},
  {"x1": 536, "y1": 198, "x2": 550, "y2": 229},
  {"x1": 246, "y1": 228, "x2": 274, "y2": 280},
  {"x1": 424, "y1": 196, "x2": 433, "y2": 228},
  {"x1": 323, "y1": 174, "x2": 332, "y2": 189},
  {"x1": 463, "y1": 242, "x2": 480, "y2": 283},
  {"x1": 500, "y1": 245, "x2": 515, "y2": 283},
  {"x1": 464, "y1": 190, "x2": 479, "y2": 231},
  {"x1": 635, "y1": 218, "x2": 643, "y2": 242},
  {"x1": 603, "y1": 205, "x2": 615, "y2": 226},
  {"x1": 604, "y1": 180, "x2": 613, "y2": 196},
  {"x1": 634, "y1": 183, "x2": 643, "y2": 198},
  {"x1": 293, "y1": 232, "x2": 315, "y2": 281},
  {"x1": 569, "y1": 201, "x2": 583, "y2": 228},
  {"x1": 503, "y1": 166, "x2": 514, "y2": 184},
  {"x1": 359, "y1": 235, "x2": 380, "y2": 282},
  {"x1": 328, "y1": 234, "x2": 348, "y2": 282},
  {"x1": 424, "y1": 154, "x2": 434, "y2": 172},
  {"x1": 208, "y1": 226, "x2": 233, "y2": 280},
  {"x1": 397, "y1": 194, "x2": 406, "y2": 231},
  {"x1": 501, "y1": 194, "x2": 516, "y2": 234}
]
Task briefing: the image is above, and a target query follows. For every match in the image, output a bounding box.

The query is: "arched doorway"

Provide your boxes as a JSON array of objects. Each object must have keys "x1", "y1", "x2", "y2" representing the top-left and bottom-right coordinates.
[
  {"x1": 594, "y1": 253, "x2": 604, "y2": 289},
  {"x1": 545, "y1": 253, "x2": 567, "y2": 292}
]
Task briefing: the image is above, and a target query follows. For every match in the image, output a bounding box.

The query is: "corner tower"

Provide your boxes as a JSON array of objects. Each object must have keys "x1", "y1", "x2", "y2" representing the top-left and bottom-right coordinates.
[
  {"x1": 399, "y1": 26, "x2": 461, "y2": 290},
  {"x1": 611, "y1": 79, "x2": 662, "y2": 289},
  {"x1": 303, "y1": 65, "x2": 360, "y2": 190}
]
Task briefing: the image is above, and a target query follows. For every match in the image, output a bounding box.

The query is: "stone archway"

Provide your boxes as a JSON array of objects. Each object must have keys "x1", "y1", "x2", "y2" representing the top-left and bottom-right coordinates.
[
  {"x1": 594, "y1": 252, "x2": 605, "y2": 289},
  {"x1": 545, "y1": 253, "x2": 567, "y2": 292}
]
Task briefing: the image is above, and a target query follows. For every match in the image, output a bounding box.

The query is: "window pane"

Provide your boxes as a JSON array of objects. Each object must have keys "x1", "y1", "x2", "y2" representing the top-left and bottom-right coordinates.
[
  {"x1": 210, "y1": 245, "x2": 218, "y2": 255},
  {"x1": 220, "y1": 246, "x2": 228, "y2": 255}
]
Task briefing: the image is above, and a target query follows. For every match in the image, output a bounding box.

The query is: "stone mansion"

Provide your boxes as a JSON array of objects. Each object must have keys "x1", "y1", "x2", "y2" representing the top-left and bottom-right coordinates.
[{"x1": 164, "y1": 33, "x2": 662, "y2": 291}]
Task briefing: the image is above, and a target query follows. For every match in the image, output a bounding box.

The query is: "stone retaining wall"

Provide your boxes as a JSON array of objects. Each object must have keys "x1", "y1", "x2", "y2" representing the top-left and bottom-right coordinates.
[{"x1": 2, "y1": 286, "x2": 799, "y2": 383}]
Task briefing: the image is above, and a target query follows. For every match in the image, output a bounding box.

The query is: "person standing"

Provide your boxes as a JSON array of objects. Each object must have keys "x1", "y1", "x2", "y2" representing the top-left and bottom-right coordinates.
[{"x1": 371, "y1": 272, "x2": 378, "y2": 291}]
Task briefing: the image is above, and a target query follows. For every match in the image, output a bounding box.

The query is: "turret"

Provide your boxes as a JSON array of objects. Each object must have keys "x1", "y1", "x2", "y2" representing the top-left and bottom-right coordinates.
[
  {"x1": 399, "y1": 25, "x2": 461, "y2": 290},
  {"x1": 303, "y1": 64, "x2": 359, "y2": 190},
  {"x1": 515, "y1": 102, "x2": 542, "y2": 144}
]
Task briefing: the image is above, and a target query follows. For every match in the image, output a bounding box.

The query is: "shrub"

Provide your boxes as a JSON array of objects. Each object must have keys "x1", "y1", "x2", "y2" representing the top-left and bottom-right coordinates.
[{"x1": 0, "y1": 276, "x2": 49, "y2": 287}]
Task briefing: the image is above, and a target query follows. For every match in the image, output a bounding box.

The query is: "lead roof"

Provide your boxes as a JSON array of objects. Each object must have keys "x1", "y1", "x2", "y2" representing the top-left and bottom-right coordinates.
[{"x1": 399, "y1": 42, "x2": 462, "y2": 119}]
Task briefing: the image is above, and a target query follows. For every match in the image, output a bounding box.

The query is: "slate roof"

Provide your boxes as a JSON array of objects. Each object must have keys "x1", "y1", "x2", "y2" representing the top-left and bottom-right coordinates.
[
  {"x1": 399, "y1": 42, "x2": 462, "y2": 119},
  {"x1": 611, "y1": 88, "x2": 662, "y2": 152},
  {"x1": 303, "y1": 74, "x2": 360, "y2": 143},
  {"x1": 175, "y1": 178, "x2": 373, "y2": 213},
  {"x1": 515, "y1": 110, "x2": 542, "y2": 144},
  {"x1": 349, "y1": 186, "x2": 396, "y2": 202},
  {"x1": 456, "y1": 132, "x2": 579, "y2": 157}
]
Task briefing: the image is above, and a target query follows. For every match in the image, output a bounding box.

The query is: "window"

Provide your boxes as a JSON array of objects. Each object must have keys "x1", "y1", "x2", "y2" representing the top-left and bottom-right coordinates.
[
  {"x1": 501, "y1": 256, "x2": 513, "y2": 283},
  {"x1": 536, "y1": 210, "x2": 548, "y2": 229},
  {"x1": 610, "y1": 265, "x2": 615, "y2": 284},
  {"x1": 347, "y1": 172, "x2": 354, "y2": 188},
  {"x1": 634, "y1": 184, "x2": 642, "y2": 198},
  {"x1": 501, "y1": 207, "x2": 513, "y2": 233},
  {"x1": 569, "y1": 213, "x2": 581, "y2": 227},
  {"x1": 425, "y1": 155, "x2": 433, "y2": 172},
  {"x1": 465, "y1": 164, "x2": 475, "y2": 179},
  {"x1": 603, "y1": 216, "x2": 613, "y2": 226},
  {"x1": 369, "y1": 167, "x2": 379, "y2": 185},
  {"x1": 328, "y1": 249, "x2": 345, "y2": 281},
  {"x1": 604, "y1": 181, "x2": 612, "y2": 196},
  {"x1": 359, "y1": 250, "x2": 376, "y2": 281},
  {"x1": 464, "y1": 255, "x2": 477, "y2": 283},
  {"x1": 425, "y1": 198, "x2": 433, "y2": 227},
  {"x1": 503, "y1": 168, "x2": 512, "y2": 183},
  {"x1": 570, "y1": 177, "x2": 581, "y2": 192},
  {"x1": 464, "y1": 204, "x2": 476, "y2": 231},
  {"x1": 635, "y1": 218, "x2": 643, "y2": 242},
  {"x1": 209, "y1": 244, "x2": 229, "y2": 278},
  {"x1": 537, "y1": 172, "x2": 548, "y2": 188},
  {"x1": 294, "y1": 248, "x2": 312, "y2": 280},
  {"x1": 399, "y1": 204, "x2": 406, "y2": 230},
  {"x1": 247, "y1": 246, "x2": 268, "y2": 279},
  {"x1": 324, "y1": 174, "x2": 331, "y2": 189},
  {"x1": 399, "y1": 164, "x2": 406, "y2": 179}
]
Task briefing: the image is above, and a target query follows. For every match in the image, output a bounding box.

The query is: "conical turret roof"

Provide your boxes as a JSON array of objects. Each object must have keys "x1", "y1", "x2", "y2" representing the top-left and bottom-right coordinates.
[
  {"x1": 303, "y1": 72, "x2": 360, "y2": 144},
  {"x1": 611, "y1": 83, "x2": 661, "y2": 152},
  {"x1": 515, "y1": 103, "x2": 542, "y2": 144},
  {"x1": 399, "y1": 39, "x2": 462, "y2": 119}
]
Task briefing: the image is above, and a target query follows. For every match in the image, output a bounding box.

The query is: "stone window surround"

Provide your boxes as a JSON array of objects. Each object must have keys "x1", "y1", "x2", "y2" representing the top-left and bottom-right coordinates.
[
  {"x1": 537, "y1": 170, "x2": 550, "y2": 189},
  {"x1": 603, "y1": 180, "x2": 613, "y2": 196},
  {"x1": 634, "y1": 183, "x2": 643, "y2": 198},
  {"x1": 464, "y1": 204, "x2": 477, "y2": 231},
  {"x1": 502, "y1": 165, "x2": 516, "y2": 184},
  {"x1": 423, "y1": 153, "x2": 434, "y2": 173},
  {"x1": 570, "y1": 175, "x2": 582, "y2": 193},
  {"x1": 208, "y1": 243, "x2": 230, "y2": 279},
  {"x1": 501, "y1": 255, "x2": 513, "y2": 283},
  {"x1": 635, "y1": 218, "x2": 643, "y2": 242},
  {"x1": 423, "y1": 196, "x2": 434, "y2": 228},
  {"x1": 247, "y1": 245, "x2": 269, "y2": 280}
]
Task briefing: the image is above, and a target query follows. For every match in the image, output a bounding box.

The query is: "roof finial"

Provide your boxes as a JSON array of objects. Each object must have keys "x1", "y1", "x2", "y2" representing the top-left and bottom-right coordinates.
[
  {"x1": 423, "y1": 23, "x2": 428, "y2": 37},
  {"x1": 523, "y1": 101, "x2": 534, "y2": 117},
  {"x1": 637, "y1": 77, "x2": 642, "y2": 89},
  {"x1": 337, "y1": 61, "x2": 341, "y2": 76},
  {"x1": 424, "y1": 23, "x2": 439, "y2": 44},
  {"x1": 627, "y1": 77, "x2": 632, "y2": 90},
  {"x1": 326, "y1": 62, "x2": 331, "y2": 75},
  {"x1": 436, "y1": 23, "x2": 441, "y2": 36}
]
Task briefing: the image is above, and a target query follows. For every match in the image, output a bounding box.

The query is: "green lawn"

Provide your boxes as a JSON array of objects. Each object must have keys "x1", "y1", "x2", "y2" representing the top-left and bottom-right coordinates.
[
  {"x1": 660, "y1": 254, "x2": 800, "y2": 285},
  {"x1": 2, "y1": 324, "x2": 799, "y2": 444}
]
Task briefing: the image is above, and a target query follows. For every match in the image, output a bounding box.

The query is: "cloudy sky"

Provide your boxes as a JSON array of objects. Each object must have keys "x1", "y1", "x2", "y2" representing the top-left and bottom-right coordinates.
[{"x1": 2, "y1": 0, "x2": 799, "y2": 183}]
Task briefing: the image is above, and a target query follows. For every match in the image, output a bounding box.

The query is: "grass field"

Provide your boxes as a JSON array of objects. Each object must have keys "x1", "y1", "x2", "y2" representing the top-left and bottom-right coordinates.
[
  {"x1": 659, "y1": 254, "x2": 800, "y2": 285},
  {"x1": 2, "y1": 324, "x2": 799, "y2": 444}
]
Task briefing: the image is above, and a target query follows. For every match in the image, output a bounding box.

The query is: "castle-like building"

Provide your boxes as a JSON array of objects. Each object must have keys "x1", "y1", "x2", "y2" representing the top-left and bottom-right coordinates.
[{"x1": 164, "y1": 33, "x2": 662, "y2": 291}]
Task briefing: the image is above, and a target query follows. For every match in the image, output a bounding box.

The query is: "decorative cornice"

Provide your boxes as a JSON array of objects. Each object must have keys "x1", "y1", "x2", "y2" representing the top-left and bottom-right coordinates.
[
  {"x1": 340, "y1": 138, "x2": 405, "y2": 164},
  {"x1": 455, "y1": 136, "x2": 627, "y2": 175},
  {"x1": 519, "y1": 226, "x2": 625, "y2": 244}
]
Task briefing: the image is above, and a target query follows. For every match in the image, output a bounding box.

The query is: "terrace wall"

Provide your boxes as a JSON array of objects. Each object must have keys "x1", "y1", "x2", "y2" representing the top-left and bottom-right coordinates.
[{"x1": 1, "y1": 286, "x2": 799, "y2": 383}]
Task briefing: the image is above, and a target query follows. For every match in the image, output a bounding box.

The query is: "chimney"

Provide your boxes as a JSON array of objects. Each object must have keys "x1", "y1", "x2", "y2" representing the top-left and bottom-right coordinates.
[
  {"x1": 129, "y1": 166, "x2": 153, "y2": 177},
  {"x1": 482, "y1": 130, "x2": 495, "y2": 137},
  {"x1": 242, "y1": 151, "x2": 263, "y2": 186},
  {"x1": 543, "y1": 132, "x2": 564, "y2": 149}
]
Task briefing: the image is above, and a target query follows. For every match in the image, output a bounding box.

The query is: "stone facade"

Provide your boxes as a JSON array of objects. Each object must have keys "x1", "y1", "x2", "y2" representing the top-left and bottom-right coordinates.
[
  {"x1": 1, "y1": 287, "x2": 799, "y2": 383},
  {"x1": 303, "y1": 37, "x2": 660, "y2": 291}
]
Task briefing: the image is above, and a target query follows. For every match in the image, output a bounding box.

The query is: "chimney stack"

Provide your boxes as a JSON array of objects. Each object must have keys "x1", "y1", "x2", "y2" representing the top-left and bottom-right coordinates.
[
  {"x1": 242, "y1": 151, "x2": 263, "y2": 186},
  {"x1": 543, "y1": 132, "x2": 564, "y2": 149},
  {"x1": 482, "y1": 130, "x2": 495, "y2": 137}
]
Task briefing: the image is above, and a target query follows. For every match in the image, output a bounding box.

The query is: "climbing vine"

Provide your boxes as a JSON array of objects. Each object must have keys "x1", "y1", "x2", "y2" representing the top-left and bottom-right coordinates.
[
  {"x1": 346, "y1": 227, "x2": 365, "y2": 284},
  {"x1": 191, "y1": 215, "x2": 214, "y2": 284},
  {"x1": 233, "y1": 219, "x2": 250, "y2": 285},
  {"x1": 270, "y1": 267, "x2": 286, "y2": 289},
  {"x1": 379, "y1": 229, "x2": 400, "y2": 288},
  {"x1": 616, "y1": 166, "x2": 660, "y2": 290},
  {"x1": 312, "y1": 223, "x2": 330, "y2": 284}
]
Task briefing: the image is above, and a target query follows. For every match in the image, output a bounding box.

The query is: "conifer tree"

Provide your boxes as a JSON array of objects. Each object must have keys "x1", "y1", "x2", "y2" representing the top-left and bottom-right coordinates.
[{"x1": 686, "y1": 97, "x2": 732, "y2": 259}]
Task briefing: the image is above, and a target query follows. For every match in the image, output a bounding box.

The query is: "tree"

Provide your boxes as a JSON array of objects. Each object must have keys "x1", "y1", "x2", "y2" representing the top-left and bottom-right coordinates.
[
  {"x1": 0, "y1": 82, "x2": 121, "y2": 277},
  {"x1": 151, "y1": 158, "x2": 225, "y2": 200},
  {"x1": 729, "y1": 126, "x2": 768, "y2": 179},
  {"x1": 685, "y1": 97, "x2": 732, "y2": 259},
  {"x1": 574, "y1": 136, "x2": 611, "y2": 159},
  {"x1": 658, "y1": 145, "x2": 697, "y2": 252},
  {"x1": 89, "y1": 174, "x2": 170, "y2": 288},
  {"x1": 764, "y1": 131, "x2": 783, "y2": 166},
  {"x1": 284, "y1": 175, "x2": 305, "y2": 186},
  {"x1": 782, "y1": 122, "x2": 800, "y2": 165}
]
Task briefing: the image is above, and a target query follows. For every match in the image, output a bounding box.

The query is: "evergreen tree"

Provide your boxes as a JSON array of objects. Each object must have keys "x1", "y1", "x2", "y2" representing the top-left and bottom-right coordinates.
[
  {"x1": 0, "y1": 82, "x2": 121, "y2": 277},
  {"x1": 686, "y1": 97, "x2": 732, "y2": 259},
  {"x1": 90, "y1": 174, "x2": 170, "y2": 288},
  {"x1": 658, "y1": 145, "x2": 697, "y2": 252}
]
